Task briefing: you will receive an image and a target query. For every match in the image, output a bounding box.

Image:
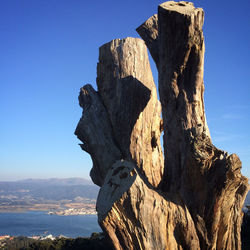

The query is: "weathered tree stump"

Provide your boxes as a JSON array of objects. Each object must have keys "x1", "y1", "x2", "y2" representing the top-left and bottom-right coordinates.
[{"x1": 75, "y1": 1, "x2": 249, "y2": 249}]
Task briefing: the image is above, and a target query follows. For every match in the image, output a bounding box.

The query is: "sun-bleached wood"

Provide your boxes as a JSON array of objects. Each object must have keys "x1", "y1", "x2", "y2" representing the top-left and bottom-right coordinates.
[{"x1": 75, "y1": 1, "x2": 249, "y2": 249}]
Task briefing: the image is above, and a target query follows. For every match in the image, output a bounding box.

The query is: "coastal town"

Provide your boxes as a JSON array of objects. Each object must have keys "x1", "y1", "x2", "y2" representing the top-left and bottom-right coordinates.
[
  {"x1": 47, "y1": 207, "x2": 97, "y2": 216},
  {"x1": 0, "y1": 235, "x2": 13, "y2": 249},
  {"x1": 0, "y1": 234, "x2": 71, "y2": 249},
  {"x1": 0, "y1": 234, "x2": 60, "y2": 249}
]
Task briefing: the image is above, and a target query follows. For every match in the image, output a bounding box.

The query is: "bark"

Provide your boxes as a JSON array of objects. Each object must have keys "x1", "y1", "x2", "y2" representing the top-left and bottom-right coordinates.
[
  {"x1": 136, "y1": 14, "x2": 159, "y2": 68},
  {"x1": 74, "y1": 84, "x2": 122, "y2": 186},
  {"x1": 96, "y1": 37, "x2": 163, "y2": 187},
  {"x1": 75, "y1": 1, "x2": 249, "y2": 249}
]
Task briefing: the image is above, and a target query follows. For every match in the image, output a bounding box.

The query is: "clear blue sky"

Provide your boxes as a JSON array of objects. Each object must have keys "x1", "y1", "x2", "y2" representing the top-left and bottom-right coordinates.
[{"x1": 1, "y1": 0, "x2": 249, "y2": 181}]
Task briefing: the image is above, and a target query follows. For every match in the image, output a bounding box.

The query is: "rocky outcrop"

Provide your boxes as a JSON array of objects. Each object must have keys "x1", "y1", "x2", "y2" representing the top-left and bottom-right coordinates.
[{"x1": 75, "y1": 1, "x2": 249, "y2": 249}]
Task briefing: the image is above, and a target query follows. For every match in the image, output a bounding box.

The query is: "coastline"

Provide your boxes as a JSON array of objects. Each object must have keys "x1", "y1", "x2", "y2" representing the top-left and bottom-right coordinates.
[
  {"x1": 0, "y1": 202, "x2": 97, "y2": 215},
  {"x1": 0, "y1": 211, "x2": 100, "y2": 238}
]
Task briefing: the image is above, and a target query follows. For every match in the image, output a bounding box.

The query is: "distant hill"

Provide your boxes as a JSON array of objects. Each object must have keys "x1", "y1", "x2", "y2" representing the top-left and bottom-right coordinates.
[
  {"x1": 245, "y1": 192, "x2": 250, "y2": 205},
  {"x1": 0, "y1": 178, "x2": 99, "y2": 211},
  {"x1": 16, "y1": 177, "x2": 93, "y2": 186}
]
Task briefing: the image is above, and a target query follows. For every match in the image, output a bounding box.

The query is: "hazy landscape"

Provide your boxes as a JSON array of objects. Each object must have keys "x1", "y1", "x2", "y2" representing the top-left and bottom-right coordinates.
[{"x1": 0, "y1": 178, "x2": 99, "y2": 213}]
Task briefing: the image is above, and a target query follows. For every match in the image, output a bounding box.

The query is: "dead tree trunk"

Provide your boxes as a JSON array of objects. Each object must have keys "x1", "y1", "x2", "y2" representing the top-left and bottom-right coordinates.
[{"x1": 75, "y1": 1, "x2": 249, "y2": 249}]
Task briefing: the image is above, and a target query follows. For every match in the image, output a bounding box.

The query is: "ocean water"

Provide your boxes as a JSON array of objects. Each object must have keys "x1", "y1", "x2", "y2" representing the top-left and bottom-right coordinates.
[{"x1": 0, "y1": 211, "x2": 101, "y2": 238}]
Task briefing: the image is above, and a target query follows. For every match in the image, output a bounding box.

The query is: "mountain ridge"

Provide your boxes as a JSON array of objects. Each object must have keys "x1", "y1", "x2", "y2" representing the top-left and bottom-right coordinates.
[{"x1": 0, "y1": 177, "x2": 93, "y2": 186}]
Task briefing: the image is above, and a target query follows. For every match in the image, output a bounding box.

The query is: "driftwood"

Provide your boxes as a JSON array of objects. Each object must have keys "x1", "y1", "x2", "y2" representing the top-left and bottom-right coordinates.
[{"x1": 75, "y1": 1, "x2": 249, "y2": 249}]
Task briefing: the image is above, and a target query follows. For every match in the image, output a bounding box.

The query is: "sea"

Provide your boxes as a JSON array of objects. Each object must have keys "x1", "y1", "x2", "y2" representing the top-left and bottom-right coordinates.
[{"x1": 0, "y1": 211, "x2": 101, "y2": 238}]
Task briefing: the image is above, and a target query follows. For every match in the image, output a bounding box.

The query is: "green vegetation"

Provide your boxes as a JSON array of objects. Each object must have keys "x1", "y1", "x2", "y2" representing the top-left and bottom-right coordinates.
[
  {"x1": 3, "y1": 233, "x2": 112, "y2": 250},
  {"x1": 1, "y1": 217, "x2": 249, "y2": 250}
]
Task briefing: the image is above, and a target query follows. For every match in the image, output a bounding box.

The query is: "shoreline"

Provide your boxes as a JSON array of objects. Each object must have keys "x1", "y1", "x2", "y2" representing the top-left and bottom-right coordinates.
[
  {"x1": 0, "y1": 211, "x2": 101, "y2": 239},
  {"x1": 0, "y1": 208, "x2": 97, "y2": 216},
  {"x1": 0, "y1": 210, "x2": 97, "y2": 216},
  {"x1": 0, "y1": 202, "x2": 97, "y2": 215}
]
